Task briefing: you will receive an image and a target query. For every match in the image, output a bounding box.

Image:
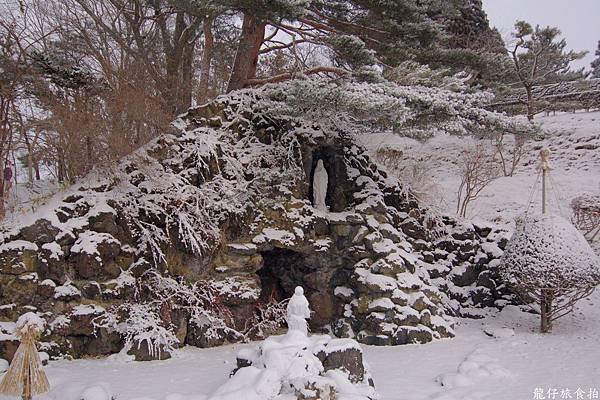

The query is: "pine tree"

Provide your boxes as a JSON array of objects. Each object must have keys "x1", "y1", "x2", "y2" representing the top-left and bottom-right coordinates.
[
  {"x1": 591, "y1": 41, "x2": 600, "y2": 79},
  {"x1": 195, "y1": 0, "x2": 505, "y2": 91},
  {"x1": 507, "y1": 21, "x2": 587, "y2": 120}
]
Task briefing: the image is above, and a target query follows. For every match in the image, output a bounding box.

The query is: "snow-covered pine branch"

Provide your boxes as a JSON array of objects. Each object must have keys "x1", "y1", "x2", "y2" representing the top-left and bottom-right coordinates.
[{"x1": 260, "y1": 78, "x2": 535, "y2": 139}]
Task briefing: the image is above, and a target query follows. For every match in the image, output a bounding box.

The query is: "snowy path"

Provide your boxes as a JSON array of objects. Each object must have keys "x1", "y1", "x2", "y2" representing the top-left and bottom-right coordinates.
[{"x1": 2, "y1": 291, "x2": 599, "y2": 400}]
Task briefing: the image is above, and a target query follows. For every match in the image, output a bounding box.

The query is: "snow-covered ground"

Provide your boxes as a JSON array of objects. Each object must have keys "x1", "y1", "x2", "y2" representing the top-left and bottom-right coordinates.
[
  {"x1": 2, "y1": 180, "x2": 62, "y2": 222},
  {"x1": 2, "y1": 290, "x2": 598, "y2": 400},
  {"x1": 358, "y1": 111, "x2": 600, "y2": 228}
]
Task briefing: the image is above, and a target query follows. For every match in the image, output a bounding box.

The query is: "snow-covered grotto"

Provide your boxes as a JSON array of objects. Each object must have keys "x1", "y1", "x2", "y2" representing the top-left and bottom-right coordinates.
[{"x1": 0, "y1": 88, "x2": 514, "y2": 361}]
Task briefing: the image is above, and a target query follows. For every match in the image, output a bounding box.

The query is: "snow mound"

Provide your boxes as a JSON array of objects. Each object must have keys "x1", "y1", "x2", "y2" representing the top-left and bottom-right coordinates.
[
  {"x1": 483, "y1": 327, "x2": 515, "y2": 339},
  {"x1": 80, "y1": 385, "x2": 113, "y2": 400},
  {"x1": 209, "y1": 331, "x2": 377, "y2": 400},
  {"x1": 435, "y1": 349, "x2": 512, "y2": 390}
]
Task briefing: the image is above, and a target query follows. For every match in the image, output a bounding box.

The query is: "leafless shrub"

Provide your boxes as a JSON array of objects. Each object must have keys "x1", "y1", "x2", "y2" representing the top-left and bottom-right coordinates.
[
  {"x1": 571, "y1": 194, "x2": 600, "y2": 250},
  {"x1": 101, "y1": 272, "x2": 290, "y2": 346},
  {"x1": 492, "y1": 133, "x2": 526, "y2": 177},
  {"x1": 375, "y1": 146, "x2": 441, "y2": 205},
  {"x1": 456, "y1": 143, "x2": 501, "y2": 218}
]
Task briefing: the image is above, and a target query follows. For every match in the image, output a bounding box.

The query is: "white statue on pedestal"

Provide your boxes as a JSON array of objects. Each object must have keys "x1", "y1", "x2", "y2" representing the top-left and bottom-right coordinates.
[
  {"x1": 286, "y1": 286, "x2": 311, "y2": 336},
  {"x1": 313, "y1": 159, "x2": 328, "y2": 212}
]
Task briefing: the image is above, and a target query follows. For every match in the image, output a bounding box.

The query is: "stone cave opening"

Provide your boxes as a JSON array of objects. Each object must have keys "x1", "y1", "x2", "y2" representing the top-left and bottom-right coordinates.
[
  {"x1": 258, "y1": 248, "x2": 348, "y2": 330},
  {"x1": 258, "y1": 249, "x2": 312, "y2": 303}
]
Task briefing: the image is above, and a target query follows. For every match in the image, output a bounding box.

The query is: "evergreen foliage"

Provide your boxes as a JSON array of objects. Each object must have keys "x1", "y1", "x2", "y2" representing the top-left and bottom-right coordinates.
[
  {"x1": 506, "y1": 21, "x2": 587, "y2": 120},
  {"x1": 591, "y1": 41, "x2": 600, "y2": 79}
]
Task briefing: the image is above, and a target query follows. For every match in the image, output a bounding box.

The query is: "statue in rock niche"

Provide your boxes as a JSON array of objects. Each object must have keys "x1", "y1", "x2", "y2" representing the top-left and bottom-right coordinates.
[{"x1": 313, "y1": 159, "x2": 329, "y2": 212}]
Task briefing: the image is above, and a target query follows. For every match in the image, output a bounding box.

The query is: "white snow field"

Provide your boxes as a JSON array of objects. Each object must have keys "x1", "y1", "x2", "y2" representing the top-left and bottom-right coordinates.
[{"x1": 1, "y1": 291, "x2": 599, "y2": 400}]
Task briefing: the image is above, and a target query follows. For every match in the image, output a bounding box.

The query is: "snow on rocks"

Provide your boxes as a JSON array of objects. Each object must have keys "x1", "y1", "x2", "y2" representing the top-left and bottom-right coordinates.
[
  {"x1": 71, "y1": 231, "x2": 120, "y2": 257},
  {"x1": 53, "y1": 281, "x2": 82, "y2": 301},
  {"x1": 210, "y1": 287, "x2": 377, "y2": 400},
  {"x1": 0, "y1": 240, "x2": 39, "y2": 252},
  {"x1": 0, "y1": 85, "x2": 515, "y2": 361}
]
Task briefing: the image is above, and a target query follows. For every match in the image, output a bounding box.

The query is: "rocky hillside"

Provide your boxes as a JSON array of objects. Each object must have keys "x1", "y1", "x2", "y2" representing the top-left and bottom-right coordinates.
[{"x1": 0, "y1": 85, "x2": 514, "y2": 362}]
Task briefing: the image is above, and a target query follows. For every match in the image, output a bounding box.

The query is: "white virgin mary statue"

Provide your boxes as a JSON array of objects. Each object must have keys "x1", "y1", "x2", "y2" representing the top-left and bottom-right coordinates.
[
  {"x1": 286, "y1": 286, "x2": 311, "y2": 337},
  {"x1": 313, "y1": 159, "x2": 328, "y2": 212}
]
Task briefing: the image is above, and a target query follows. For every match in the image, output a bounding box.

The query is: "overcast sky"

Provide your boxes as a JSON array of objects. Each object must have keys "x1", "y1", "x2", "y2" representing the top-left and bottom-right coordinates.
[{"x1": 482, "y1": 0, "x2": 600, "y2": 71}]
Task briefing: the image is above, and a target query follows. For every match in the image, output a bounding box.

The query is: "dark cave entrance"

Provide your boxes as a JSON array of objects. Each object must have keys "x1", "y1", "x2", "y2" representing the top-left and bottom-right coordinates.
[
  {"x1": 308, "y1": 146, "x2": 348, "y2": 212},
  {"x1": 257, "y1": 249, "x2": 313, "y2": 304},
  {"x1": 258, "y1": 248, "x2": 352, "y2": 329}
]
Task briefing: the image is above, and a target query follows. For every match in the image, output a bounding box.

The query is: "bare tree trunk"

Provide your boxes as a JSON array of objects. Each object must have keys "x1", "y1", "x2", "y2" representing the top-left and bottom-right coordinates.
[
  {"x1": 57, "y1": 150, "x2": 66, "y2": 184},
  {"x1": 24, "y1": 131, "x2": 34, "y2": 186},
  {"x1": 227, "y1": 13, "x2": 266, "y2": 92},
  {"x1": 198, "y1": 17, "x2": 214, "y2": 104},
  {"x1": 181, "y1": 44, "x2": 194, "y2": 111},
  {"x1": 540, "y1": 289, "x2": 553, "y2": 333},
  {"x1": 154, "y1": 8, "x2": 200, "y2": 115}
]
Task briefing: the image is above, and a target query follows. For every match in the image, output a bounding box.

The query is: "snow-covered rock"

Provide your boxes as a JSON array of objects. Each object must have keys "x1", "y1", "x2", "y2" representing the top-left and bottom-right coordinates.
[{"x1": 212, "y1": 328, "x2": 376, "y2": 399}]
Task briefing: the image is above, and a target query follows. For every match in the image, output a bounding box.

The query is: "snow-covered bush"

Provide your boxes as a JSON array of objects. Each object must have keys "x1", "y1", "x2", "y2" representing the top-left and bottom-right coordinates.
[
  {"x1": 96, "y1": 302, "x2": 179, "y2": 359},
  {"x1": 500, "y1": 213, "x2": 600, "y2": 332},
  {"x1": 95, "y1": 272, "x2": 290, "y2": 354},
  {"x1": 243, "y1": 297, "x2": 289, "y2": 340},
  {"x1": 571, "y1": 193, "x2": 600, "y2": 252},
  {"x1": 151, "y1": 273, "x2": 288, "y2": 341}
]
